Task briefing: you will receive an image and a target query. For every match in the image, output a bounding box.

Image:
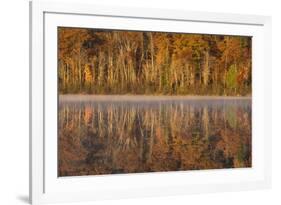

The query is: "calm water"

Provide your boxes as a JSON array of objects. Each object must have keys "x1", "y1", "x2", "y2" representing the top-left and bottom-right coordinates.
[{"x1": 58, "y1": 97, "x2": 251, "y2": 176}]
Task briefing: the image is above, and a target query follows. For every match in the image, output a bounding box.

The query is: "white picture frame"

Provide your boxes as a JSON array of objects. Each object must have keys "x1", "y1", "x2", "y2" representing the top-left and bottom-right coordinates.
[{"x1": 29, "y1": 1, "x2": 272, "y2": 204}]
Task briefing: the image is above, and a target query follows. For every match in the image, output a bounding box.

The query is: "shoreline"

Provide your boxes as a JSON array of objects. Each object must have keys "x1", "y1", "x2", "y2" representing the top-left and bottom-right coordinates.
[{"x1": 59, "y1": 94, "x2": 252, "y2": 102}]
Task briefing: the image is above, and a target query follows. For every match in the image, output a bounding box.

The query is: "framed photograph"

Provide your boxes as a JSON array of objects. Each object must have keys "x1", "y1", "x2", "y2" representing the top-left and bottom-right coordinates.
[{"x1": 30, "y1": 1, "x2": 272, "y2": 204}]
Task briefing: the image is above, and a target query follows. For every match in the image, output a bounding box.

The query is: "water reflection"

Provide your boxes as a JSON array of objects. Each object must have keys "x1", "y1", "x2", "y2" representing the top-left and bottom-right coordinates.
[{"x1": 58, "y1": 98, "x2": 251, "y2": 176}]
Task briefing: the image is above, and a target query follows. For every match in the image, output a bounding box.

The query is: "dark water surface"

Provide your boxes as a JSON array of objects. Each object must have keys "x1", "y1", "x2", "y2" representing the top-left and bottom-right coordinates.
[{"x1": 58, "y1": 96, "x2": 251, "y2": 176}]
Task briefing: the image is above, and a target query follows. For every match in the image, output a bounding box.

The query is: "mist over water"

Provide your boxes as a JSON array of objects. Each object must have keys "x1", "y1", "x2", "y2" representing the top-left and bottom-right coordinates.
[{"x1": 58, "y1": 97, "x2": 251, "y2": 176}]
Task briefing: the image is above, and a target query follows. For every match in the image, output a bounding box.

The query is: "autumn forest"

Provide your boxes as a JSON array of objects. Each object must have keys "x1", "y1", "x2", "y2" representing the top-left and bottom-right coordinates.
[
  {"x1": 58, "y1": 27, "x2": 252, "y2": 95},
  {"x1": 58, "y1": 27, "x2": 252, "y2": 176}
]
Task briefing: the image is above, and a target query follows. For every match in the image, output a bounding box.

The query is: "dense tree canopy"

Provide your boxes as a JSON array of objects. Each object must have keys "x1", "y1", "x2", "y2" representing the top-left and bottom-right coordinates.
[{"x1": 58, "y1": 27, "x2": 252, "y2": 96}]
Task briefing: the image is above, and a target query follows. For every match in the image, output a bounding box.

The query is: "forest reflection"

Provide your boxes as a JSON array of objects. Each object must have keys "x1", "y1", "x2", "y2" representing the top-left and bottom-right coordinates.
[{"x1": 58, "y1": 98, "x2": 251, "y2": 176}]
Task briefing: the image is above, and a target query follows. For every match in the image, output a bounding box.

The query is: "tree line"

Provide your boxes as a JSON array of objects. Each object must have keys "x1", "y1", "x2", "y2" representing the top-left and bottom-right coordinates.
[{"x1": 58, "y1": 27, "x2": 252, "y2": 95}]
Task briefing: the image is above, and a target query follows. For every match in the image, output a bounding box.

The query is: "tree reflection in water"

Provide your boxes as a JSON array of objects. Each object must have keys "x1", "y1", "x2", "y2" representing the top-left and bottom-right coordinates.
[{"x1": 58, "y1": 98, "x2": 251, "y2": 176}]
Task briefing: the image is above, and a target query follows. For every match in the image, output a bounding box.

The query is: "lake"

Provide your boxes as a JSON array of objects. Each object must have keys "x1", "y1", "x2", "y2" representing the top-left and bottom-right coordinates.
[{"x1": 58, "y1": 95, "x2": 251, "y2": 176}]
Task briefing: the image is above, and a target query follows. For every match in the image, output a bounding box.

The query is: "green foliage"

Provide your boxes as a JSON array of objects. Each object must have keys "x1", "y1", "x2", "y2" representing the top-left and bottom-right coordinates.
[
  {"x1": 238, "y1": 143, "x2": 250, "y2": 163},
  {"x1": 226, "y1": 64, "x2": 238, "y2": 91},
  {"x1": 226, "y1": 106, "x2": 237, "y2": 129}
]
